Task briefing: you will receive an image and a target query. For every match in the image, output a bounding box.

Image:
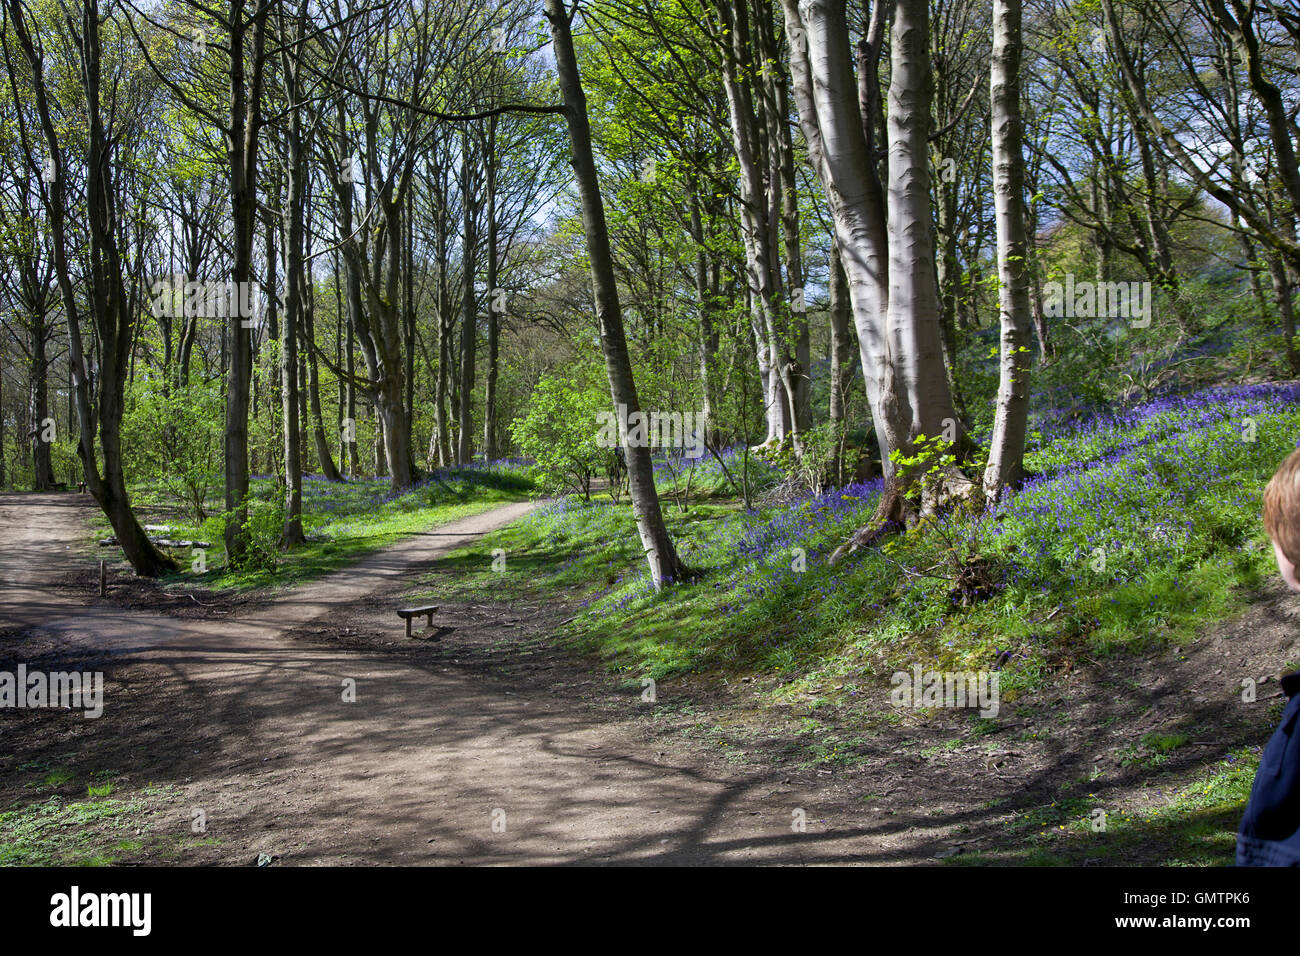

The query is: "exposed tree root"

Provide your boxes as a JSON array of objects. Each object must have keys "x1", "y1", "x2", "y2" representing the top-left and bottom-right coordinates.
[{"x1": 828, "y1": 468, "x2": 980, "y2": 565}]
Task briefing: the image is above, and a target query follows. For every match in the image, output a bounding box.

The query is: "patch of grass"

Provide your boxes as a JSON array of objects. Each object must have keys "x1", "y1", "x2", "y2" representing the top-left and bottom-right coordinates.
[
  {"x1": 1117, "y1": 731, "x2": 1192, "y2": 769},
  {"x1": 1143, "y1": 731, "x2": 1191, "y2": 754},
  {"x1": 0, "y1": 782, "x2": 186, "y2": 866},
  {"x1": 0, "y1": 796, "x2": 147, "y2": 866},
  {"x1": 954, "y1": 748, "x2": 1257, "y2": 866},
  {"x1": 32, "y1": 769, "x2": 73, "y2": 789}
]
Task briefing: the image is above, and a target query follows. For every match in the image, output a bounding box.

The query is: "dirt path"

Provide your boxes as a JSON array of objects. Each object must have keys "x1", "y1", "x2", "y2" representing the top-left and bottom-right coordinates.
[
  {"x1": 0, "y1": 493, "x2": 916, "y2": 865},
  {"x1": 2, "y1": 493, "x2": 1294, "y2": 866}
]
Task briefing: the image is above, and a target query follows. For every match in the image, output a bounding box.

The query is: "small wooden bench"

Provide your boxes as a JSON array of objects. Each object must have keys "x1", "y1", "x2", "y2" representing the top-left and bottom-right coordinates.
[{"x1": 397, "y1": 604, "x2": 440, "y2": 639}]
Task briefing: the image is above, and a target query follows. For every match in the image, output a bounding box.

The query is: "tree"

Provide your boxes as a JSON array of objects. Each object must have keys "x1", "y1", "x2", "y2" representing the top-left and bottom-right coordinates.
[
  {"x1": 983, "y1": 0, "x2": 1033, "y2": 500},
  {"x1": 783, "y1": 0, "x2": 904, "y2": 479},
  {"x1": 545, "y1": 0, "x2": 688, "y2": 587},
  {"x1": 785, "y1": 0, "x2": 968, "y2": 550},
  {"x1": 510, "y1": 366, "x2": 613, "y2": 498},
  {"x1": 3, "y1": 0, "x2": 175, "y2": 575}
]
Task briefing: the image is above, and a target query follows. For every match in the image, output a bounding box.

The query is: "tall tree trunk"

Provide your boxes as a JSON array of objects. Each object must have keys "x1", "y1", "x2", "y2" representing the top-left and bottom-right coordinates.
[
  {"x1": 783, "y1": 0, "x2": 907, "y2": 477},
  {"x1": 1268, "y1": 252, "x2": 1300, "y2": 377},
  {"x1": 457, "y1": 133, "x2": 477, "y2": 465},
  {"x1": 763, "y1": 5, "x2": 811, "y2": 433},
  {"x1": 545, "y1": 0, "x2": 687, "y2": 587},
  {"x1": 305, "y1": 286, "x2": 342, "y2": 481},
  {"x1": 483, "y1": 117, "x2": 500, "y2": 461},
  {"x1": 886, "y1": 0, "x2": 961, "y2": 459},
  {"x1": 277, "y1": 28, "x2": 308, "y2": 545},
  {"x1": 433, "y1": 171, "x2": 452, "y2": 467},
  {"x1": 828, "y1": 239, "x2": 855, "y2": 423},
  {"x1": 690, "y1": 189, "x2": 719, "y2": 435},
  {"x1": 332, "y1": 105, "x2": 415, "y2": 490},
  {"x1": 933, "y1": 176, "x2": 970, "y2": 423},
  {"x1": 223, "y1": 0, "x2": 266, "y2": 566},
  {"x1": 279, "y1": 207, "x2": 304, "y2": 545},
  {"x1": 345, "y1": 302, "x2": 359, "y2": 475},
  {"x1": 333, "y1": 251, "x2": 346, "y2": 467},
  {"x1": 1025, "y1": 197, "x2": 1055, "y2": 362},
  {"x1": 298, "y1": 290, "x2": 310, "y2": 472},
  {"x1": 1238, "y1": 230, "x2": 1269, "y2": 323},
  {"x1": 374, "y1": 401, "x2": 387, "y2": 476},
  {"x1": 404, "y1": 190, "x2": 416, "y2": 439},
  {"x1": 714, "y1": 0, "x2": 798, "y2": 447},
  {"x1": 984, "y1": 0, "x2": 1034, "y2": 500}
]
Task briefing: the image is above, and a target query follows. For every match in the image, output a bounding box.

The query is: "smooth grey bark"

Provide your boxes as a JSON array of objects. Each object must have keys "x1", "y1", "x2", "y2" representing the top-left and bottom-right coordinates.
[
  {"x1": 545, "y1": 0, "x2": 687, "y2": 587},
  {"x1": 885, "y1": 0, "x2": 960, "y2": 452},
  {"x1": 713, "y1": 0, "x2": 799, "y2": 446},
  {"x1": 783, "y1": 0, "x2": 906, "y2": 475},
  {"x1": 983, "y1": 0, "x2": 1033, "y2": 500}
]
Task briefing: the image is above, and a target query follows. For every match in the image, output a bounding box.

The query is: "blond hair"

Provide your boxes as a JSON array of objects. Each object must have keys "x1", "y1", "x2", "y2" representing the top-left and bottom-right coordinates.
[{"x1": 1264, "y1": 448, "x2": 1300, "y2": 565}]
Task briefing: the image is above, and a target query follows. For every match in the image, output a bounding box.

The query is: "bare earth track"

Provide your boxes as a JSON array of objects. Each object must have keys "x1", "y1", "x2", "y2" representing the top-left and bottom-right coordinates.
[{"x1": 1, "y1": 492, "x2": 1297, "y2": 865}]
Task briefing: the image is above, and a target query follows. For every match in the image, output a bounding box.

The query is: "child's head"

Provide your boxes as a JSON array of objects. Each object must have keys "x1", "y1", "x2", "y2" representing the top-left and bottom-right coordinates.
[{"x1": 1265, "y1": 448, "x2": 1300, "y2": 593}]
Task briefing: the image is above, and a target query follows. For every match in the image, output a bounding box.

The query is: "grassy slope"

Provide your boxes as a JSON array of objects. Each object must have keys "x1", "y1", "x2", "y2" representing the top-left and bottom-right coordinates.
[
  {"x1": 437, "y1": 383, "x2": 1295, "y2": 686},
  {"x1": 429, "y1": 381, "x2": 1300, "y2": 864}
]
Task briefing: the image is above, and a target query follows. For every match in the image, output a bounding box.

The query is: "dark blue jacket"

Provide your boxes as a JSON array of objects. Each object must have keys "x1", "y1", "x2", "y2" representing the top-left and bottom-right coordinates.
[{"x1": 1238, "y1": 670, "x2": 1300, "y2": 866}]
